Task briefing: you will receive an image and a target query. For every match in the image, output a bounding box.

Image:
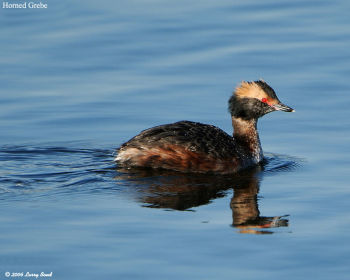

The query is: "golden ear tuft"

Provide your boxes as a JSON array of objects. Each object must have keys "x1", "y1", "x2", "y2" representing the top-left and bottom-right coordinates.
[
  {"x1": 235, "y1": 81, "x2": 252, "y2": 97},
  {"x1": 234, "y1": 80, "x2": 268, "y2": 99}
]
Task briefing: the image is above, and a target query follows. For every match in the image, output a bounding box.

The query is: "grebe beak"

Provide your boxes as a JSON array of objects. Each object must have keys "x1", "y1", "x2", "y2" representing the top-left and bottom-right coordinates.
[{"x1": 273, "y1": 102, "x2": 295, "y2": 112}]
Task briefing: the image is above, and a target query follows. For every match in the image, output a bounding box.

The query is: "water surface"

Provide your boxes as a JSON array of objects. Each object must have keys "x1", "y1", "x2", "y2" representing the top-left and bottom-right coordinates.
[{"x1": 1, "y1": 0, "x2": 350, "y2": 279}]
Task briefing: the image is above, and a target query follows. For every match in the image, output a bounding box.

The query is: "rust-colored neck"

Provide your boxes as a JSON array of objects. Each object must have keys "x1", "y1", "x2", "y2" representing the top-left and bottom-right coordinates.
[{"x1": 232, "y1": 117, "x2": 263, "y2": 164}]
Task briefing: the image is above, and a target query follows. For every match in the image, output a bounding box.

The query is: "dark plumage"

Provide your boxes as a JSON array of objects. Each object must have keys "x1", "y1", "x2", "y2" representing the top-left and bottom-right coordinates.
[
  {"x1": 115, "y1": 80, "x2": 294, "y2": 174},
  {"x1": 120, "y1": 121, "x2": 237, "y2": 159}
]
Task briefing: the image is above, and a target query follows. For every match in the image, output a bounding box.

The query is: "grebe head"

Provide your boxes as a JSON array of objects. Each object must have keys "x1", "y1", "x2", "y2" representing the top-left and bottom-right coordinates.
[{"x1": 228, "y1": 80, "x2": 294, "y2": 120}]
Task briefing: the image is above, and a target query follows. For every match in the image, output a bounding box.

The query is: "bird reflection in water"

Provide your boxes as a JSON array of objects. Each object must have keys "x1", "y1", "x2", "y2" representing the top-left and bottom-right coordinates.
[{"x1": 115, "y1": 160, "x2": 291, "y2": 234}]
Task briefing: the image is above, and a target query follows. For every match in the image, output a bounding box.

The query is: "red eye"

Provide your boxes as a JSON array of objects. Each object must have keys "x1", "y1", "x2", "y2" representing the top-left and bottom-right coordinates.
[{"x1": 262, "y1": 98, "x2": 267, "y2": 103}]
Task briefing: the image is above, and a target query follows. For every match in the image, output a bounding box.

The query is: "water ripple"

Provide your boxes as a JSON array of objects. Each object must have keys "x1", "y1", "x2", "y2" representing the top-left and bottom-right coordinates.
[
  {"x1": 0, "y1": 144, "x2": 116, "y2": 200},
  {"x1": 0, "y1": 144, "x2": 302, "y2": 202}
]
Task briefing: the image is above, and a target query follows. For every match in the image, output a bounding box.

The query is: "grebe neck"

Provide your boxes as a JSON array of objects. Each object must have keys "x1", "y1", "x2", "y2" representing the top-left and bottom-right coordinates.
[{"x1": 232, "y1": 117, "x2": 263, "y2": 164}]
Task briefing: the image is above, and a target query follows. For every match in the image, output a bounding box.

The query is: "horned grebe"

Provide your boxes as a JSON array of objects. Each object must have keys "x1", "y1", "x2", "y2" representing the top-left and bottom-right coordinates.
[{"x1": 115, "y1": 80, "x2": 294, "y2": 174}]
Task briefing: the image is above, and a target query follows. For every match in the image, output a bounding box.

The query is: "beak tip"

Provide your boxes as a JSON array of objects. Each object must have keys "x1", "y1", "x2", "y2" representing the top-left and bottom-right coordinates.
[{"x1": 273, "y1": 102, "x2": 294, "y2": 112}]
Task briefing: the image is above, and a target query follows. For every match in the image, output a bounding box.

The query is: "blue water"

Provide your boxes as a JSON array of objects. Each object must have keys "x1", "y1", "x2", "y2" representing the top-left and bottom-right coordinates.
[{"x1": 1, "y1": 0, "x2": 350, "y2": 279}]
